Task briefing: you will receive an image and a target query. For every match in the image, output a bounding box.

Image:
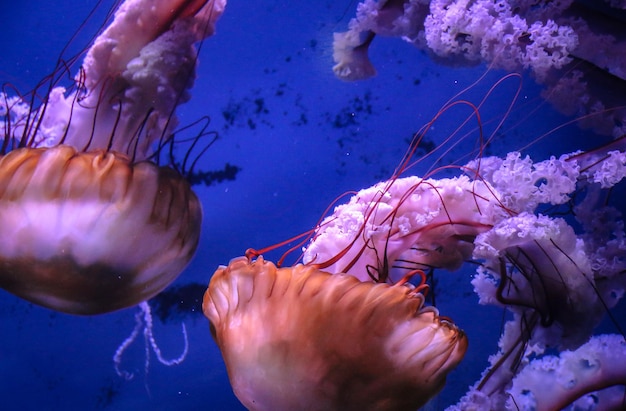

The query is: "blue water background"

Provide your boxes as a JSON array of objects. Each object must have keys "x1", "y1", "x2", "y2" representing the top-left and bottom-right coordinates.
[{"x1": 0, "y1": 1, "x2": 622, "y2": 410}]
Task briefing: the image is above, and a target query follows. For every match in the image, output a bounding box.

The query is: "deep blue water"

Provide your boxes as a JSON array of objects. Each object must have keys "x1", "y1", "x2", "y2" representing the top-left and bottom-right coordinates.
[{"x1": 0, "y1": 1, "x2": 624, "y2": 410}]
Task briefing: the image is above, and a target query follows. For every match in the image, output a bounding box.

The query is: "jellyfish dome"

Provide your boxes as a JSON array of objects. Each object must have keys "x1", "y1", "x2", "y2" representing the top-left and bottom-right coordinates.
[
  {"x1": 203, "y1": 256, "x2": 467, "y2": 411},
  {"x1": 0, "y1": 145, "x2": 201, "y2": 314}
]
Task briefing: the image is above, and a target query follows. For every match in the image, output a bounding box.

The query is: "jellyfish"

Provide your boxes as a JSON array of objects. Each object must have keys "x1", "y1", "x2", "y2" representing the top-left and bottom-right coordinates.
[
  {"x1": 0, "y1": 0, "x2": 226, "y2": 314},
  {"x1": 199, "y1": 85, "x2": 500, "y2": 411},
  {"x1": 203, "y1": 256, "x2": 467, "y2": 411},
  {"x1": 333, "y1": 0, "x2": 626, "y2": 138},
  {"x1": 0, "y1": 145, "x2": 201, "y2": 315}
]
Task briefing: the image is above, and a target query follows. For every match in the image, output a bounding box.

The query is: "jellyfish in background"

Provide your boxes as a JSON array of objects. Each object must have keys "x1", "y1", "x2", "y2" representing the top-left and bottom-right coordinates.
[
  {"x1": 0, "y1": 0, "x2": 226, "y2": 315},
  {"x1": 333, "y1": 0, "x2": 626, "y2": 138}
]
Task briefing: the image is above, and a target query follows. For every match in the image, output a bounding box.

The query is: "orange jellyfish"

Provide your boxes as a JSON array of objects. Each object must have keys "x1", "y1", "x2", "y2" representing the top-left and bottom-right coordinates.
[
  {"x1": 203, "y1": 256, "x2": 467, "y2": 411},
  {"x1": 0, "y1": 145, "x2": 201, "y2": 314},
  {"x1": 0, "y1": 0, "x2": 226, "y2": 314}
]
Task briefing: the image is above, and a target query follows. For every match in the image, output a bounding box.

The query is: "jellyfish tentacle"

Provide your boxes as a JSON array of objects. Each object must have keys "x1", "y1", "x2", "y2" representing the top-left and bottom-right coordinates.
[
  {"x1": 113, "y1": 302, "x2": 188, "y2": 381},
  {"x1": 302, "y1": 174, "x2": 504, "y2": 282}
]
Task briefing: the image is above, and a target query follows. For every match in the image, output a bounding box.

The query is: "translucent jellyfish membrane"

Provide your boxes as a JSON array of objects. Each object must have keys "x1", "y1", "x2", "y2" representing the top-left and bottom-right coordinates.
[
  {"x1": 204, "y1": 256, "x2": 467, "y2": 411},
  {"x1": 0, "y1": 145, "x2": 201, "y2": 314},
  {"x1": 0, "y1": 0, "x2": 226, "y2": 314}
]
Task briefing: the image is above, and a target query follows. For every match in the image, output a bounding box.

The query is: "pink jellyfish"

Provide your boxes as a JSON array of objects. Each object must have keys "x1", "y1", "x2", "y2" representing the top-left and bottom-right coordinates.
[{"x1": 0, "y1": 0, "x2": 226, "y2": 314}]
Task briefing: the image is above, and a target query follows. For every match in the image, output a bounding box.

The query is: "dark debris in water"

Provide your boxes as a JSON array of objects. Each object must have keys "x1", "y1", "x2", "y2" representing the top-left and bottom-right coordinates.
[
  {"x1": 151, "y1": 283, "x2": 207, "y2": 323},
  {"x1": 325, "y1": 91, "x2": 374, "y2": 130},
  {"x1": 95, "y1": 378, "x2": 122, "y2": 409},
  {"x1": 187, "y1": 162, "x2": 241, "y2": 186},
  {"x1": 221, "y1": 89, "x2": 274, "y2": 131}
]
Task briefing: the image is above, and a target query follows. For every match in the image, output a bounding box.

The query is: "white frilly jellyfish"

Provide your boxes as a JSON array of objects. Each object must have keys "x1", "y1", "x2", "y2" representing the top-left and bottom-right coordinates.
[
  {"x1": 333, "y1": 0, "x2": 626, "y2": 138},
  {"x1": 0, "y1": 0, "x2": 226, "y2": 314},
  {"x1": 4, "y1": 0, "x2": 226, "y2": 158}
]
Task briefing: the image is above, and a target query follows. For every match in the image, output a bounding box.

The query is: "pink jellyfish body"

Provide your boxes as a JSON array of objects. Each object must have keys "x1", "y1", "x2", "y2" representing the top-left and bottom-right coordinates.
[
  {"x1": 0, "y1": 0, "x2": 226, "y2": 314},
  {"x1": 333, "y1": 0, "x2": 626, "y2": 138}
]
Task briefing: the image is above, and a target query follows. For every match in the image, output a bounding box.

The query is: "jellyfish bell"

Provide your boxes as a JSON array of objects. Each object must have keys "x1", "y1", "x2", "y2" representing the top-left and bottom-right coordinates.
[
  {"x1": 203, "y1": 256, "x2": 468, "y2": 411},
  {"x1": 0, "y1": 144, "x2": 202, "y2": 315}
]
